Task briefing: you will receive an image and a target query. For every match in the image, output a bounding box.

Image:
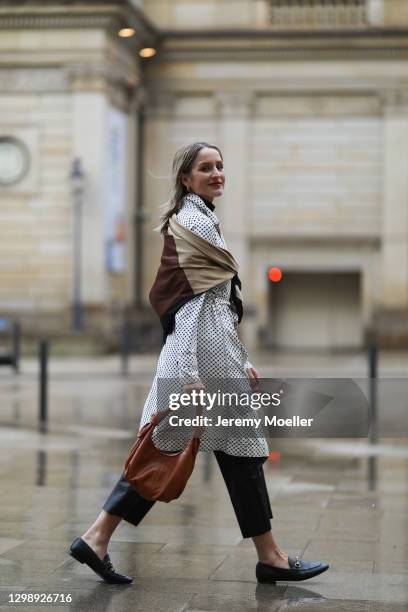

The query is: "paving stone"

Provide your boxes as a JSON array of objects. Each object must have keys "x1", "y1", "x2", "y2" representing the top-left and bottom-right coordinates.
[
  {"x1": 0, "y1": 538, "x2": 24, "y2": 555},
  {"x1": 1, "y1": 358, "x2": 407, "y2": 608}
]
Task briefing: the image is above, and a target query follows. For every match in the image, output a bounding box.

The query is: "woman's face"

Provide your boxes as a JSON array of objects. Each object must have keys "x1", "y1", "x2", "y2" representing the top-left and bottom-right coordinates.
[{"x1": 182, "y1": 147, "x2": 225, "y2": 203}]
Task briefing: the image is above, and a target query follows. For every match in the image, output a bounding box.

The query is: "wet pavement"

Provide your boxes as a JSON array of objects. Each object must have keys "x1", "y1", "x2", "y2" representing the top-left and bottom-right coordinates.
[{"x1": 0, "y1": 351, "x2": 407, "y2": 611}]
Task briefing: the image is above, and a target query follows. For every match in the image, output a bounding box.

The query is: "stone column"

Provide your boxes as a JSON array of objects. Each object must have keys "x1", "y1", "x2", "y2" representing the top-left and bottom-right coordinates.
[
  {"x1": 142, "y1": 92, "x2": 176, "y2": 301},
  {"x1": 380, "y1": 89, "x2": 408, "y2": 312},
  {"x1": 70, "y1": 63, "x2": 138, "y2": 316},
  {"x1": 126, "y1": 85, "x2": 146, "y2": 304},
  {"x1": 215, "y1": 91, "x2": 256, "y2": 351},
  {"x1": 366, "y1": 0, "x2": 384, "y2": 25}
]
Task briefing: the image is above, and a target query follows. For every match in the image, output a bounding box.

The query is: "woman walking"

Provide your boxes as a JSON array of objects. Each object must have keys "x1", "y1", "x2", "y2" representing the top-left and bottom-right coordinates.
[{"x1": 68, "y1": 142, "x2": 329, "y2": 585}]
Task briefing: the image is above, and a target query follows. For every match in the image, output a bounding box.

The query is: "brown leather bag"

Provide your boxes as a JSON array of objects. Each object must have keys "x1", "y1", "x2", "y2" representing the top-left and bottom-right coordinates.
[{"x1": 124, "y1": 411, "x2": 201, "y2": 503}]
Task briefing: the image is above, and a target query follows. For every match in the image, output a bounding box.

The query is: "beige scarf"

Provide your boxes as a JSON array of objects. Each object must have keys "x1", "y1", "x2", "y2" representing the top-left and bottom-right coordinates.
[{"x1": 149, "y1": 215, "x2": 243, "y2": 341}]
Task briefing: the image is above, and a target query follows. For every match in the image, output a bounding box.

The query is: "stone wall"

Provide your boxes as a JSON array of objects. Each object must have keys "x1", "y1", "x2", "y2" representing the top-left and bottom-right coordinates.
[
  {"x1": 0, "y1": 89, "x2": 72, "y2": 314},
  {"x1": 142, "y1": 0, "x2": 408, "y2": 29},
  {"x1": 142, "y1": 34, "x2": 408, "y2": 347},
  {"x1": 0, "y1": 15, "x2": 144, "y2": 335},
  {"x1": 2, "y1": 0, "x2": 408, "y2": 348}
]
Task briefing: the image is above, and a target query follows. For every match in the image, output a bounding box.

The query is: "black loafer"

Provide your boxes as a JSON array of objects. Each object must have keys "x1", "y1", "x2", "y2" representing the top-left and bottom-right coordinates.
[
  {"x1": 256, "y1": 555, "x2": 329, "y2": 584},
  {"x1": 68, "y1": 537, "x2": 133, "y2": 584}
]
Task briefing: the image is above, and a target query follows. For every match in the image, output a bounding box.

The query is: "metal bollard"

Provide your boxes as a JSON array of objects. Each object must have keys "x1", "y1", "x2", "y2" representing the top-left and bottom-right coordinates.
[
  {"x1": 12, "y1": 321, "x2": 21, "y2": 374},
  {"x1": 121, "y1": 318, "x2": 130, "y2": 377},
  {"x1": 368, "y1": 338, "x2": 378, "y2": 444},
  {"x1": 39, "y1": 340, "x2": 48, "y2": 431}
]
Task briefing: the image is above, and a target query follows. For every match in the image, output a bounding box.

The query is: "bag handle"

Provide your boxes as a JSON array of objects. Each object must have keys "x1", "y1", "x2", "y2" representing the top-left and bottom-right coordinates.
[{"x1": 150, "y1": 407, "x2": 205, "y2": 441}]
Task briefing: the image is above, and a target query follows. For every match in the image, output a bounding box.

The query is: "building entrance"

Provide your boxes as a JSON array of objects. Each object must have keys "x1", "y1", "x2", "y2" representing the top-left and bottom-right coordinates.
[{"x1": 267, "y1": 272, "x2": 362, "y2": 350}]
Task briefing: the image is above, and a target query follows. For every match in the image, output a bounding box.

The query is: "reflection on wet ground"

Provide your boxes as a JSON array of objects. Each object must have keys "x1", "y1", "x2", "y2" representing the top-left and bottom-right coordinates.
[{"x1": 0, "y1": 354, "x2": 407, "y2": 610}]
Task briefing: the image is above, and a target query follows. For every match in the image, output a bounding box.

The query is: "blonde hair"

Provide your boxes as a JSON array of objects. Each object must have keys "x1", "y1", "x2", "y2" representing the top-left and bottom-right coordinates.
[{"x1": 154, "y1": 141, "x2": 223, "y2": 235}]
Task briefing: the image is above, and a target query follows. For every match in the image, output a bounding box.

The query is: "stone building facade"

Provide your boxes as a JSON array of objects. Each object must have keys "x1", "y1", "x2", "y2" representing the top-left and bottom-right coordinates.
[{"x1": 1, "y1": 0, "x2": 408, "y2": 349}]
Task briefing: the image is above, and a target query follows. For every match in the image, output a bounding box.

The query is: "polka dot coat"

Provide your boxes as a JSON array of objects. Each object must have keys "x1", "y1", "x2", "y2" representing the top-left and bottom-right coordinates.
[{"x1": 140, "y1": 193, "x2": 269, "y2": 457}]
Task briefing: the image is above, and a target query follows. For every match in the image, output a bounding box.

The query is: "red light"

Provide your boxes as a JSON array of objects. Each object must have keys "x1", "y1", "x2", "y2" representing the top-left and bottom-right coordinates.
[{"x1": 268, "y1": 267, "x2": 282, "y2": 282}]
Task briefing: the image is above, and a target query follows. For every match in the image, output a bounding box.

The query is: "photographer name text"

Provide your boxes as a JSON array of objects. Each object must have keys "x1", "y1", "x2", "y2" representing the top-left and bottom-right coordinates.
[{"x1": 168, "y1": 415, "x2": 314, "y2": 428}]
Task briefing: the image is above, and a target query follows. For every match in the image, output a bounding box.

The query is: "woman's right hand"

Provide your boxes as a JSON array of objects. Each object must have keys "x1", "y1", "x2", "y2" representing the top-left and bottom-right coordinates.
[{"x1": 182, "y1": 382, "x2": 206, "y2": 408}]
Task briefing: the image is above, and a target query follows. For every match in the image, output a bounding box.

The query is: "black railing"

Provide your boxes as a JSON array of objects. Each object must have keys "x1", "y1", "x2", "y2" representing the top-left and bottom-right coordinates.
[{"x1": 120, "y1": 311, "x2": 162, "y2": 375}]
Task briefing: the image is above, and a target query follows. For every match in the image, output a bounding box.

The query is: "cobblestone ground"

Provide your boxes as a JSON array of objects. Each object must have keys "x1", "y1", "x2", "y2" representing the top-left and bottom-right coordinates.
[{"x1": 0, "y1": 352, "x2": 407, "y2": 611}]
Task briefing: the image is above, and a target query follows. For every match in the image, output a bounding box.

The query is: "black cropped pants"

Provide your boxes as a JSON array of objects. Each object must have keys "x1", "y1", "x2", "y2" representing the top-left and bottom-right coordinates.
[{"x1": 103, "y1": 451, "x2": 273, "y2": 538}]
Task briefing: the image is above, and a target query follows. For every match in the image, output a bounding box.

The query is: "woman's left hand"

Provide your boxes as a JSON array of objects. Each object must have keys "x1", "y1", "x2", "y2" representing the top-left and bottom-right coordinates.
[{"x1": 245, "y1": 366, "x2": 260, "y2": 391}]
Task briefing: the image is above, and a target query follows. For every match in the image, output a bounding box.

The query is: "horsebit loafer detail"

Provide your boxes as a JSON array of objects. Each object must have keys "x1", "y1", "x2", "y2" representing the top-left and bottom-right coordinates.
[
  {"x1": 256, "y1": 555, "x2": 329, "y2": 584},
  {"x1": 68, "y1": 537, "x2": 133, "y2": 584}
]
